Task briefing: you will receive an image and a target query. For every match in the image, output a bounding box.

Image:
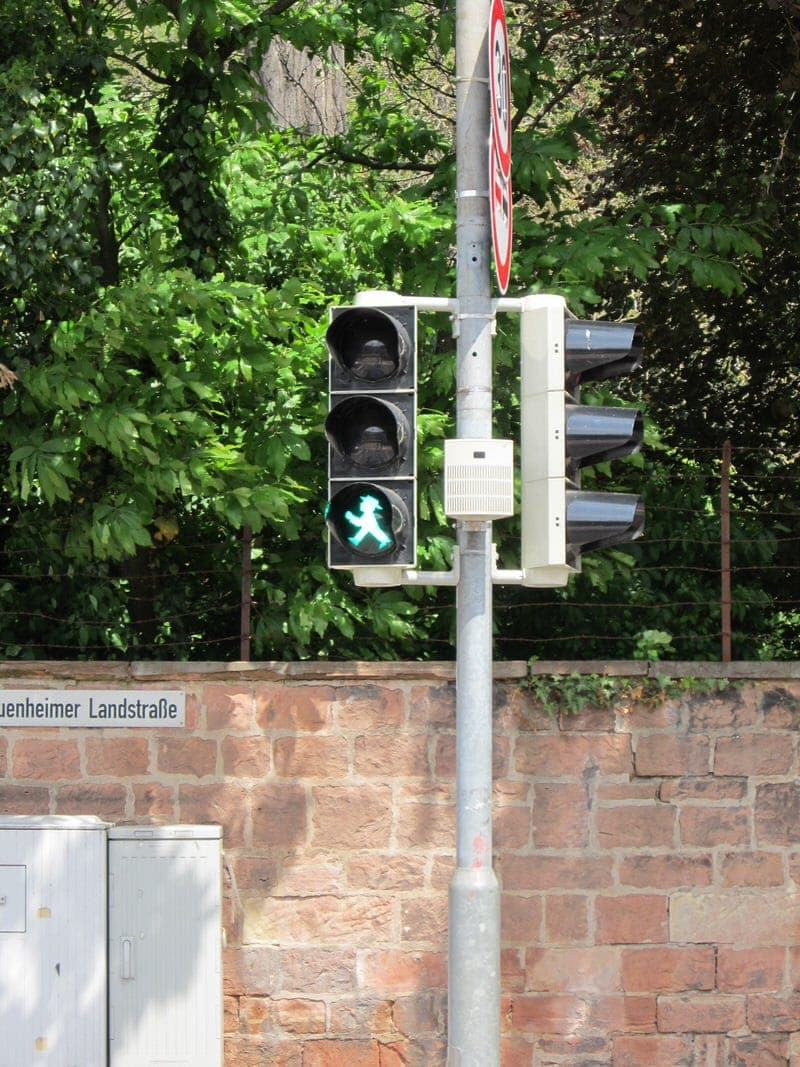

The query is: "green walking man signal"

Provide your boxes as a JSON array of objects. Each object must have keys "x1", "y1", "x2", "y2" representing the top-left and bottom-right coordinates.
[{"x1": 345, "y1": 495, "x2": 393, "y2": 549}]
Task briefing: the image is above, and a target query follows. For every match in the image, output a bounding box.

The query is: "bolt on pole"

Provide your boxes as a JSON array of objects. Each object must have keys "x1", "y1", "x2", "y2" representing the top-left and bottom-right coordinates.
[{"x1": 447, "y1": 0, "x2": 501, "y2": 1064}]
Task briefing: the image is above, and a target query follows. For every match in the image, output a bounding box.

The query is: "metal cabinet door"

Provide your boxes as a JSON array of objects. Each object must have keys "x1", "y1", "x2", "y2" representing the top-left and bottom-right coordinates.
[
  {"x1": 0, "y1": 816, "x2": 107, "y2": 1067},
  {"x1": 108, "y1": 827, "x2": 222, "y2": 1067}
]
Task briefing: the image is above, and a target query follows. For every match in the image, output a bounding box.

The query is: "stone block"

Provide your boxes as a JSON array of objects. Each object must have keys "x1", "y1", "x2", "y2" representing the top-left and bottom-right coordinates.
[
  {"x1": 656, "y1": 993, "x2": 746, "y2": 1033},
  {"x1": 620, "y1": 947, "x2": 715, "y2": 993},
  {"x1": 12, "y1": 738, "x2": 80, "y2": 780},
  {"x1": 671, "y1": 889, "x2": 800, "y2": 945},
  {"x1": 714, "y1": 734, "x2": 793, "y2": 776},
  {"x1": 595, "y1": 895, "x2": 668, "y2": 944},
  {"x1": 634, "y1": 735, "x2": 710, "y2": 776},
  {"x1": 311, "y1": 785, "x2": 391, "y2": 849}
]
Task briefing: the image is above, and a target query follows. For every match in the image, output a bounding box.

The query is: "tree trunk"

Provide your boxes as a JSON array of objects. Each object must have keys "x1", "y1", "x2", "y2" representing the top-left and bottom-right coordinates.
[{"x1": 258, "y1": 40, "x2": 346, "y2": 135}]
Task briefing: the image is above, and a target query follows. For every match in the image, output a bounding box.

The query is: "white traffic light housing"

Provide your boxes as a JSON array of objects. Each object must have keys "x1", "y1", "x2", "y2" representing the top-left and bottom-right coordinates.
[
  {"x1": 325, "y1": 304, "x2": 417, "y2": 577},
  {"x1": 520, "y1": 294, "x2": 644, "y2": 587}
]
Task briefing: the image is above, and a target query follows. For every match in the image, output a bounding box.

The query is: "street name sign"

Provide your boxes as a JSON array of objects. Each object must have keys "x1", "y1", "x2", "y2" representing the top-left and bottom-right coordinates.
[{"x1": 0, "y1": 689, "x2": 185, "y2": 727}]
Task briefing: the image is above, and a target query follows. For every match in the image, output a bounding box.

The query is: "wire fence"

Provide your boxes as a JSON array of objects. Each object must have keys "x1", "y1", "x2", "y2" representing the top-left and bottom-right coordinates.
[{"x1": 1, "y1": 441, "x2": 798, "y2": 660}]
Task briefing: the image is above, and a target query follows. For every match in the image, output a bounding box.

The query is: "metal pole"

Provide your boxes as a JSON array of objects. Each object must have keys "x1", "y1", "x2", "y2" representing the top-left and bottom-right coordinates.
[
  {"x1": 448, "y1": 0, "x2": 500, "y2": 1063},
  {"x1": 721, "y1": 441, "x2": 732, "y2": 662}
]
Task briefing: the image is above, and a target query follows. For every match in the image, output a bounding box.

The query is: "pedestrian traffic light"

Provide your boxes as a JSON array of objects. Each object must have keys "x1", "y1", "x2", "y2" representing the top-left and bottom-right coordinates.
[
  {"x1": 325, "y1": 304, "x2": 417, "y2": 576},
  {"x1": 520, "y1": 294, "x2": 645, "y2": 587}
]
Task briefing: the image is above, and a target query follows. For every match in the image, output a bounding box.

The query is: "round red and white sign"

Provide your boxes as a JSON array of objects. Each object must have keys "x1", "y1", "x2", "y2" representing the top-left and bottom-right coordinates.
[
  {"x1": 489, "y1": 0, "x2": 511, "y2": 177},
  {"x1": 490, "y1": 141, "x2": 512, "y2": 294}
]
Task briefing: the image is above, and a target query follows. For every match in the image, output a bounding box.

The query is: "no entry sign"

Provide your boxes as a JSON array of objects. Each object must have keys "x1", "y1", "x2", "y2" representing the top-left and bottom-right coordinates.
[
  {"x1": 489, "y1": 0, "x2": 512, "y2": 292},
  {"x1": 490, "y1": 141, "x2": 512, "y2": 294},
  {"x1": 489, "y1": 0, "x2": 512, "y2": 177}
]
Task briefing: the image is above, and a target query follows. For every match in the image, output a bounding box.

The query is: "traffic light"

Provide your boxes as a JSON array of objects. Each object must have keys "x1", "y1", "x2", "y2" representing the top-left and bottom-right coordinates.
[
  {"x1": 325, "y1": 303, "x2": 417, "y2": 576},
  {"x1": 520, "y1": 294, "x2": 645, "y2": 587}
]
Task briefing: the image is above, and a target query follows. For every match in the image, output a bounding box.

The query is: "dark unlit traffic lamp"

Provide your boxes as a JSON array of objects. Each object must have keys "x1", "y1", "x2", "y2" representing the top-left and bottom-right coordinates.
[{"x1": 326, "y1": 307, "x2": 411, "y2": 382}]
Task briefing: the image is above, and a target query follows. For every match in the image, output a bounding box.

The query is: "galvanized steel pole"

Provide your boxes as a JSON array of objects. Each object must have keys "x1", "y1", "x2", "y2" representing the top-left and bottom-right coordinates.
[{"x1": 448, "y1": 0, "x2": 501, "y2": 1063}]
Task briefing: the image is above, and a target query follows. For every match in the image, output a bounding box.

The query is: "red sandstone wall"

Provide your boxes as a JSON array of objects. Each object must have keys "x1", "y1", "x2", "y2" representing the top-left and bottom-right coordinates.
[{"x1": 0, "y1": 664, "x2": 799, "y2": 1065}]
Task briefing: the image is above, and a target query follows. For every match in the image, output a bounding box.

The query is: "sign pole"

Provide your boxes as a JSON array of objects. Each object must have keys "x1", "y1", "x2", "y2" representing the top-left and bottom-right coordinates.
[{"x1": 448, "y1": 0, "x2": 501, "y2": 1063}]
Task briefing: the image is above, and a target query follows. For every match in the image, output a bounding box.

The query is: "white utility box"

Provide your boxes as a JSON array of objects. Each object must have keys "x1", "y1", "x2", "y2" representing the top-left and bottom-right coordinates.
[
  {"x1": 108, "y1": 825, "x2": 223, "y2": 1067},
  {"x1": 0, "y1": 815, "x2": 108, "y2": 1067},
  {"x1": 444, "y1": 438, "x2": 514, "y2": 520}
]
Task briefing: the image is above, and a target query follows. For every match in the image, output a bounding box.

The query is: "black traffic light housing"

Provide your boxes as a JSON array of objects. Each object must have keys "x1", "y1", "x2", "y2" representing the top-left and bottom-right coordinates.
[{"x1": 325, "y1": 305, "x2": 417, "y2": 571}]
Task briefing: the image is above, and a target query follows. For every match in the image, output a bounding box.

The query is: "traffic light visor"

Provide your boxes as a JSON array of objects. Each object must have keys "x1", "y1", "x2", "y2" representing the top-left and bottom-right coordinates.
[
  {"x1": 565, "y1": 405, "x2": 644, "y2": 466},
  {"x1": 327, "y1": 308, "x2": 410, "y2": 383},
  {"x1": 566, "y1": 491, "x2": 645, "y2": 551},
  {"x1": 565, "y1": 320, "x2": 643, "y2": 382},
  {"x1": 326, "y1": 396, "x2": 410, "y2": 471},
  {"x1": 326, "y1": 483, "x2": 409, "y2": 559}
]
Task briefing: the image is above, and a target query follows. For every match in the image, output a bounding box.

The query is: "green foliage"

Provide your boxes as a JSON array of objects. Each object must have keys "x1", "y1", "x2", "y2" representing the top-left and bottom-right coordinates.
[
  {"x1": 632, "y1": 630, "x2": 675, "y2": 661},
  {"x1": 0, "y1": 0, "x2": 796, "y2": 660},
  {"x1": 524, "y1": 669, "x2": 734, "y2": 718},
  {"x1": 5, "y1": 269, "x2": 311, "y2": 553},
  {"x1": 513, "y1": 202, "x2": 763, "y2": 312}
]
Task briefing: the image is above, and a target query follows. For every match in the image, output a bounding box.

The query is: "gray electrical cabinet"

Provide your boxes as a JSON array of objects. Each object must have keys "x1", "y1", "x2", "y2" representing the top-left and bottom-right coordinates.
[
  {"x1": 0, "y1": 815, "x2": 108, "y2": 1067},
  {"x1": 108, "y1": 825, "x2": 223, "y2": 1067}
]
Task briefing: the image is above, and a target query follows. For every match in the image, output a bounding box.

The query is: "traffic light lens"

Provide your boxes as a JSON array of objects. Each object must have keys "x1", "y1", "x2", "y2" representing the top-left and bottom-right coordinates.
[
  {"x1": 352, "y1": 337, "x2": 396, "y2": 381},
  {"x1": 326, "y1": 308, "x2": 410, "y2": 383},
  {"x1": 326, "y1": 483, "x2": 400, "y2": 558},
  {"x1": 325, "y1": 397, "x2": 408, "y2": 470}
]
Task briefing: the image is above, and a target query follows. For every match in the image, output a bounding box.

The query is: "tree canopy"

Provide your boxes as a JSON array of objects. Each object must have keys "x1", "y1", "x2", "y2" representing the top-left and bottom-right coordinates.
[{"x1": 1, "y1": 0, "x2": 797, "y2": 661}]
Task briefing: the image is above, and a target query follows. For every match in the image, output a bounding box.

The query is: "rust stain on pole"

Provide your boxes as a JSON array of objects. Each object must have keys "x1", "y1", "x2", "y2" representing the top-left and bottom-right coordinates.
[{"x1": 721, "y1": 440, "x2": 732, "y2": 663}]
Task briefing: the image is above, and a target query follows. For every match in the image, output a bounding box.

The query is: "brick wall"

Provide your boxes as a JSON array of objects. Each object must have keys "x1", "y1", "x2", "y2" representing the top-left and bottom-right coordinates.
[{"x1": 1, "y1": 663, "x2": 800, "y2": 1065}]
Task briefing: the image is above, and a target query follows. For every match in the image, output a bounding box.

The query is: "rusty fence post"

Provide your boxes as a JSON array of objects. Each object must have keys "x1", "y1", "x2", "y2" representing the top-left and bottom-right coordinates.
[
  {"x1": 721, "y1": 441, "x2": 732, "y2": 662},
  {"x1": 240, "y1": 525, "x2": 253, "y2": 662}
]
